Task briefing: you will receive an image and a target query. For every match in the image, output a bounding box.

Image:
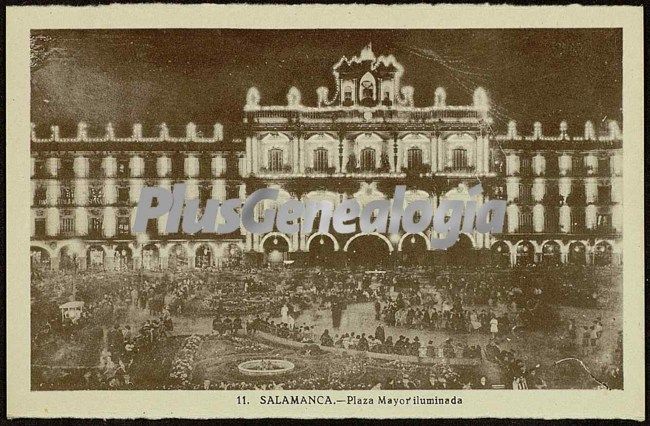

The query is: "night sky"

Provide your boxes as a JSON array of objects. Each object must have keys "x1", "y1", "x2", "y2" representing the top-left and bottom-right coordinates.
[{"x1": 30, "y1": 29, "x2": 622, "y2": 139}]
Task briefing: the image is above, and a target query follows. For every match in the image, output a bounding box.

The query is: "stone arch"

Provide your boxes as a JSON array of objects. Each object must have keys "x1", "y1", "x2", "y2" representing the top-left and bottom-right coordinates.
[
  {"x1": 113, "y1": 243, "x2": 133, "y2": 271},
  {"x1": 259, "y1": 132, "x2": 291, "y2": 171},
  {"x1": 515, "y1": 240, "x2": 535, "y2": 266},
  {"x1": 306, "y1": 232, "x2": 340, "y2": 251},
  {"x1": 593, "y1": 240, "x2": 613, "y2": 265},
  {"x1": 142, "y1": 243, "x2": 160, "y2": 270},
  {"x1": 354, "y1": 133, "x2": 385, "y2": 169},
  {"x1": 307, "y1": 233, "x2": 339, "y2": 265},
  {"x1": 490, "y1": 240, "x2": 511, "y2": 267},
  {"x1": 343, "y1": 232, "x2": 394, "y2": 253},
  {"x1": 57, "y1": 243, "x2": 80, "y2": 271},
  {"x1": 86, "y1": 244, "x2": 106, "y2": 269},
  {"x1": 194, "y1": 243, "x2": 214, "y2": 268},
  {"x1": 166, "y1": 243, "x2": 191, "y2": 270},
  {"x1": 541, "y1": 240, "x2": 562, "y2": 265},
  {"x1": 398, "y1": 232, "x2": 430, "y2": 266},
  {"x1": 400, "y1": 133, "x2": 430, "y2": 168},
  {"x1": 260, "y1": 232, "x2": 292, "y2": 253},
  {"x1": 30, "y1": 245, "x2": 52, "y2": 269},
  {"x1": 442, "y1": 133, "x2": 476, "y2": 170},
  {"x1": 304, "y1": 133, "x2": 338, "y2": 172},
  {"x1": 397, "y1": 232, "x2": 431, "y2": 251},
  {"x1": 567, "y1": 241, "x2": 587, "y2": 265},
  {"x1": 359, "y1": 71, "x2": 377, "y2": 104}
]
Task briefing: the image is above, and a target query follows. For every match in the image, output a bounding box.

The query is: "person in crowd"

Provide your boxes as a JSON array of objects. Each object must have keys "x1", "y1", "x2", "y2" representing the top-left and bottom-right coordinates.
[
  {"x1": 490, "y1": 315, "x2": 499, "y2": 339},
  {"x1": 374, "y1": 324, "x2": 385, "y2": 343},
  {"x1": 320, "y1": 329, "x2": 333, "y2": 347}
]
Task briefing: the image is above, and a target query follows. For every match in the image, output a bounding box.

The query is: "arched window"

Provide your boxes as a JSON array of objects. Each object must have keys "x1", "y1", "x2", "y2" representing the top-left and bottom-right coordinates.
[
  {"x1": 407, "y1": 147, "x2": 423, "y2": 169},
  {"x1": 268, "y1": 148, "x2": 283, "y2": 172},
  {"x1": 361, "y1": 81, "x2": 374, "y2": 100},
  {"x1": 313, "y1": 148, "x2": 329, "y2": 172},
  {"x1": 360, "y1": 148, "x2": 376, "y2": 172},
  {"x1": 452, "y1": 148, "x2": 468, "y2": 171}
]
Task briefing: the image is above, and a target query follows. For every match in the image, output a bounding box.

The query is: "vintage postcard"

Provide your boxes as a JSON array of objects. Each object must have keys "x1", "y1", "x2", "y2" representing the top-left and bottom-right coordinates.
[{"x1": 6, "y1": 4, "x2": 645, "y2": 420}]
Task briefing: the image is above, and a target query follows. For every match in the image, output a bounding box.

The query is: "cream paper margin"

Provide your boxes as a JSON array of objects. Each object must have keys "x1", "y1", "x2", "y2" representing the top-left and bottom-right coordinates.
[{"x1": 5, "y1": 4, "x2": 645, "y2": 420}]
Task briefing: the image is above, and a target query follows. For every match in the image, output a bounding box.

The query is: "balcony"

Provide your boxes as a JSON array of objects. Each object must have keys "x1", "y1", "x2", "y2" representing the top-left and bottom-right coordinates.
[
  {"x1": 88, "y1": 229, "x2": 104, "y2": 239},
  {"x1": 257, "y1": 165, "x2": 293, "y2": 175},
  {"x1": 440, "y1": 166, "x2": 476, "y2": 174},
  {"x1": 87, "y1": 197, "x2": 105, "y2": 207},
  {"x1": 305, "y1": 166, "x2": 337, "y2": 176},
  {"x1": 245, "y1": 106, "x2": 482, "y2": 125},
  {"x1": 516, "y1": 225, "x2": 534, "y2": 234},
  {"x1": 59, "y1": 229, "x2": 76, "y2": 238},
  {"x1": 58, "y1": 197, "x2": 75, "y2": 206},
  {"x1": 401, "y1": 163, "x2": 431, "y2": 177},
  {"x1": 33, "y1": 196, "x2": 48, "y2": 207}
]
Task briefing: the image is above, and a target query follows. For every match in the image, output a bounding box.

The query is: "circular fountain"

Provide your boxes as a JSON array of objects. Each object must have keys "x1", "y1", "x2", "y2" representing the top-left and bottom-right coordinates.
[{"x1": 237, "y1": 359, "x2": 295, "y2": 376}]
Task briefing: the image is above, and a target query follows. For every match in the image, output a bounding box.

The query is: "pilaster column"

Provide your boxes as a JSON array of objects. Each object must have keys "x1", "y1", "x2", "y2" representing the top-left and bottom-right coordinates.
[
  {"x1": 429, "y1": 133, "x2": 436, "y2": 172},
  {"x1": 46, "y1": 207, "x2": 59, "y2": 236},
  {"x1": 185, "y1": 155, "x2": 199, "y2": 178},
  {"x1": 245, "y1": 136, "x2": 252, "y2": 176},
  {"x1": 75, "y1": 179, "x2": 88, "y2": 205},
  {"x1": 298, "y1": 135, "x2": 305, "y2": 173},
  {"x1": 390, "y1": 135, "x2": 397, "y2": 173},
  {"x1": 292, "y1": 137, "x2": 299, "y2": 172},
  {"x1": 103, "y1": 156, "x2": 117, "y2": 178},
  {"x1": 483, "y1": 136, "x2": 490, "y2": 173},
  {"x1": 47, "y1": 158, "x2": 59, "y2": 177},
  {"x1": 251, "y1": 136, "x2": 259, "y2": 175},
  {"x1": 103, "y1": 207, "x2": 116, "y2": 238},
  {"x1": 157, "y1": 155, "x2": 170, "y2": 178},
  {"x1": 129, "y1": 156, "x2": 143, "y2": 178},
  {"x1": 73, "y1": 156, "x2": 88, "y2": 178},
  {"x1": 475, "y1": 136, "x2": 483, "y2": 173},
  {"x1": 437, "y1": 135, "x2": 444, "y2": 172}
]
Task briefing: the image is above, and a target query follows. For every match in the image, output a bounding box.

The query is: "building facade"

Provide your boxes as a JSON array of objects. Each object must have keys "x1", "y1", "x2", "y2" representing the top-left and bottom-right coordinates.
[
  {"x1": 30, "y1": 45, "x2": 623, "y2": 270},
  {"x1": 30, "y1": 122, "x2": 247, "y2": 271}
]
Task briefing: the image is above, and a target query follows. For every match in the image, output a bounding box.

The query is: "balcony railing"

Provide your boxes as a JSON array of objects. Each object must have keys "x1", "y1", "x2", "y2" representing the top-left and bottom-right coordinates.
[
  {"x1": 246, "y1": 107, "x2": 481, "y2": 124},
  {"x1": 88, "y1": 230, "x2": 104, "y2": 239},
  {"x1": 33, "y1": 197, "x2": 48, "y2": 207},
  {"x1": 58, "y1": 197, "x2": 75, "y2": 206}
]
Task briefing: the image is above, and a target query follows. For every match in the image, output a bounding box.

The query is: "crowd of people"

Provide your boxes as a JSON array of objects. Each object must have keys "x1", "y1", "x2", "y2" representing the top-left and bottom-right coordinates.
[{"x1": 30, "y1": 261, "x2": 622, "y2": 390}]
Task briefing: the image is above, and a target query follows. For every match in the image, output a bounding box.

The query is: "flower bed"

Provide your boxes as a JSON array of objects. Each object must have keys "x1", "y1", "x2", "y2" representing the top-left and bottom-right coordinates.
[{"x1": 169, "y1": 335, "x2": 203, "y2": 387}]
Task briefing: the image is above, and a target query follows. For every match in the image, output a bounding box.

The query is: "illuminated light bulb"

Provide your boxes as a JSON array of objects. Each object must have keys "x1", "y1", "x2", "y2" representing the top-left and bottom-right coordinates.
[
  {"x1": 411, "y1": 236, "x2": 416, "y2": 244},
  {"x1": 273, "y1": 238, "x2": 278, "y2": 245},
  {"x1": 320, "y1": 237, "x2": 324, "y2": 245}
]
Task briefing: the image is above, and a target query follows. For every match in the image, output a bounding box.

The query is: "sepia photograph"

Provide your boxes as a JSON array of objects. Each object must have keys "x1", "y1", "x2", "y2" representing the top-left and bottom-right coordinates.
[{"x1": 7, "y1": 4, "x2": 645, "y2": 420}]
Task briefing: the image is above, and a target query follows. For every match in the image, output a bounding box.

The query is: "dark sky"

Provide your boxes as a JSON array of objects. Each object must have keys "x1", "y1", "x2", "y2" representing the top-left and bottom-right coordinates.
[{"x1": 31, "y1": 29, "x2": 622, "y2": 139}]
